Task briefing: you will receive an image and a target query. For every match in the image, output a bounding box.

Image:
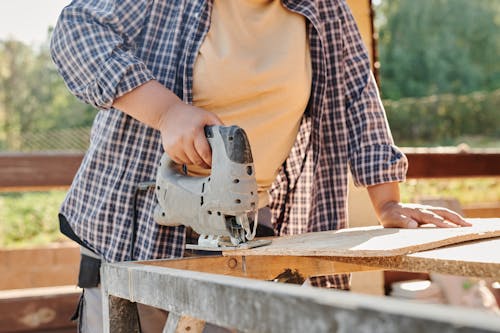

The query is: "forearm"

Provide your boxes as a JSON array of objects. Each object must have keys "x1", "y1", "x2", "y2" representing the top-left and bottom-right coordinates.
[
  {"x1": 112, "y1": 80, "x2": 222, "y2": 167},
  {"x1": 367, "y1": 181, "x2": 400, "y2": 221},
  {"x1": 112, "y1": 80, "x2": 182, "y2": 130}
]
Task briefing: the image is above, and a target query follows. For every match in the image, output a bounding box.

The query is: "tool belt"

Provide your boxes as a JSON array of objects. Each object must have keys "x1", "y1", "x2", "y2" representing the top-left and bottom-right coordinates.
[{"x1": 59, "y1": 214, "x2": 101, "y2": 288}]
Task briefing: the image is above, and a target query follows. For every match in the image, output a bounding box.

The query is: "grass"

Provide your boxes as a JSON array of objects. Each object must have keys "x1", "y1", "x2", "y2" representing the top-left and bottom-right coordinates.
[
  {"x1": 0, "y1": 178, "x2": 499, "y2": 249},
  {"x1": 0, "y1": 190, "x2": 68, "y2": 248},
  {"x1": 400, "y1": 178, "x2": 500, "y2": 204}
]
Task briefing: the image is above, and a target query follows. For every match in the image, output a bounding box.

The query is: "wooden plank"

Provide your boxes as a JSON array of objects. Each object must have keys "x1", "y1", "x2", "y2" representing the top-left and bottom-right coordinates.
[
  {"x1": 405, "y1": 152, "x2": 500, "y2": 178},
  {"x1": 0, "y1": 286, "x2": 79, "y2": 333},
  {"x1": 463, "y1": 203, "x2": 500, "y2": 218},
  {"x1": 162, "y1": 314, "x2": 205, "y2": 333},
  {"x1": 1, "y1": 152, "x2": 499, "y2": 191},
  {"x1": 227, "y1": 218, "x2": 500, "y2": 257},
  {"x1": 0, "y1": 152, "x2": 81, "y2": 191},
  {"x1": 108, "y1": 295, "x2": 140, "y2": 333},
  {"x1": 0, "y1": 243, "x2": 79, "y2": 290},
  {"x1": 406, "y1": 238, "x2": 500, "y2": 278},
  {"x1": 102, "y1": 261, "x2": 500, "y2": 333},
  {"x1": 141, "y1": 255, "x2": 377, "y2": 280},
  {"x1": 332, "y1": 238, "x2": 500, "y2": 279}
]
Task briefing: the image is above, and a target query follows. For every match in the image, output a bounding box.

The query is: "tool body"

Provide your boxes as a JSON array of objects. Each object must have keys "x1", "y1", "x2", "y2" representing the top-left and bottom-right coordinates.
[{"x1": 154, "y1": 125, "x2": 271, "y2": 250}]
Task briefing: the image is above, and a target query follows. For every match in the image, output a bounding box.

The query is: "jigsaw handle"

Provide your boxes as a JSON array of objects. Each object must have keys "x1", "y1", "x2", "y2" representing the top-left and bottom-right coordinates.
[{"x1": 153, "y1": 125, "x2": 258, "y2": 239}]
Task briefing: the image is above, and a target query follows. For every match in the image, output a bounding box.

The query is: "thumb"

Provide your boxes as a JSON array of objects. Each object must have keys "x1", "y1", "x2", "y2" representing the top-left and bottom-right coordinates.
[
  {"x1": 204, "y1": 111, "x2": 224, "y2": 126},
  {"x1": 382, "y1": 215, "x2": 418, "y2": 229}
]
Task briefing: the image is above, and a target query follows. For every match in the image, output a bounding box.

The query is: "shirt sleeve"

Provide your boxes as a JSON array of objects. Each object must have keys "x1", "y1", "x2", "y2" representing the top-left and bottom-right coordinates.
[
  {"x1": 339, "y1": 1, "x2": 408, "y2": 187},
  {"x1": 50, "y1": 0, "x2": 155, "y2": 109}
]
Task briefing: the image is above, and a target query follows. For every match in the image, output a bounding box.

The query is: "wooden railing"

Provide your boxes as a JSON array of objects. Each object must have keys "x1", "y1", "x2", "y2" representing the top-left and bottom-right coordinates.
[{"x1": 1, "y1": 149, "x2": 499, "y2": 191}]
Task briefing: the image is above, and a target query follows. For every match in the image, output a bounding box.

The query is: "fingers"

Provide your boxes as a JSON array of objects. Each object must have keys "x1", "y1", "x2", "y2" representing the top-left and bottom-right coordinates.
[
  {"x1": 169, "y1": 127, "x2": 210, "y2": 168},
  {"x1": 206, "y1": 113, "x2": 224, "y2": 126},
  {"x1": 379, "y1": 203, "x2": 471, "y2": 229},
  {"x1": 409, "y1": 205, "x2": 471, "y2": 228},
  {"x1": 160, "y1": 105, "x2": 224, "y2": 168},
  {"x1": 194, "y1": 129, "x2": 212, "y2": 167},
  {"x1": 408, "y1": 208, "x2": 455, "y2": 228},
  {"x1": 428, "y1": 207, "x2": 472, "y2": 227}
]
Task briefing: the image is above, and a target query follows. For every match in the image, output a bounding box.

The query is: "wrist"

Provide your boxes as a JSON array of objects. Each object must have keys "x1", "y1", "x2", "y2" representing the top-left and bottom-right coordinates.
[
  {"x1": 158, "y1": 98, "x2": 183, "y2": 131},
  {"x1": 367, "y1": 182, "x2": 401, "y2": 219},
  {"x1": 376, "y1": 200, "x2": 400, "y2": 219}
]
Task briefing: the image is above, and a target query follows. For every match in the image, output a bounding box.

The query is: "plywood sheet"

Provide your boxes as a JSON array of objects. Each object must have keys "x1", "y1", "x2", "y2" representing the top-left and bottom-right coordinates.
[
  {"x1": 330, "y1": 238, "x2": 500, "y2": 278},
  {"x1": 226, "y1": 218, "x2": 500, "y2": 257},
  {"x1": 405, "y1": 238, "x2": 500, "y2": 277}
]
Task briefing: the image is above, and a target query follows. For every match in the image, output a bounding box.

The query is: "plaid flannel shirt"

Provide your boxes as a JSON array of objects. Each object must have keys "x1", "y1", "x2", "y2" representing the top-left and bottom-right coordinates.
[{"x1": 51, "y1": 0, "x2": 407, "y2": 289}]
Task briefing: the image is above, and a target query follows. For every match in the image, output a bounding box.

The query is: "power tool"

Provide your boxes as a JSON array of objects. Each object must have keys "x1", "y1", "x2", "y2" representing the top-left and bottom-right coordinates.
[{"x1": 153, "y1": 125, "x2": 271, "y2": 250}]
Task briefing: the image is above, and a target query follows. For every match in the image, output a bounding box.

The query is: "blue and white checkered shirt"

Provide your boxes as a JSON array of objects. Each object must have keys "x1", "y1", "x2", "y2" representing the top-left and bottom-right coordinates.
[{"x1": 51, "y1": 0, "x2": 407, "y2": 289}]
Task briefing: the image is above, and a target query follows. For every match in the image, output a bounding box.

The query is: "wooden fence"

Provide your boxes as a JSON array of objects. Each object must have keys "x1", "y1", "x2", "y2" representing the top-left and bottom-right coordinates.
[{"x1": 1, "y1": 150, "x2": 499, "y2": 191}]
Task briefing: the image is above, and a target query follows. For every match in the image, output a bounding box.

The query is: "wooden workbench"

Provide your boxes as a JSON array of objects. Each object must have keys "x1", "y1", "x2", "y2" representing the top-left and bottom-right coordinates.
[{"x1": 101, "y1": 218, "x2": 500, "y2": 333}]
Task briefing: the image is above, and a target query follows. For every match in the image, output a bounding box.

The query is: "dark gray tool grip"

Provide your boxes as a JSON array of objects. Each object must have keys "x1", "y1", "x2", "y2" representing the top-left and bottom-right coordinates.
[{"x1": 212, "y1": 125, "x2": 253, "y2": 164}]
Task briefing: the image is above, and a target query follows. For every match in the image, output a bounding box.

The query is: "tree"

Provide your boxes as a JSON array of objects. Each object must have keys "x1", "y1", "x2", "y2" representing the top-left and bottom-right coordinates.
[
  {"x1": 0, "y1": 29, "x2": 96, "y2": 151},
  {"x1": 377, "y1": 0, "x2": 500, "y2": 100}
]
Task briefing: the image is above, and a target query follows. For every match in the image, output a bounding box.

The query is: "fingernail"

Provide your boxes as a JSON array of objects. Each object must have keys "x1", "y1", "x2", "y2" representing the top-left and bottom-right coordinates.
[{"x1": 408, "y1": 221, "x2": 418, "y2": 228}]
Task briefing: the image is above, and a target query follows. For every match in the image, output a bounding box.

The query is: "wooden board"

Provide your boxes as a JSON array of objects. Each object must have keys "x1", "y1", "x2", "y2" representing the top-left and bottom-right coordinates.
[
  {"x1": 103, "y1": 261, "x2": 500, "y2": 333},
  {"x1": 405, "y1": 238, "x2": 500, "y2": 278},
  {"x1": 226, "y1": 218, "x2": 500, "y2": 257},
  {"x1": 0, "y1": 286, "x2": 80, "y2": 333},
  {"x1": 141, "y1": 255, "x2": 377, "y2": 281},
  {"x1": 330, "y1": 238, "x2": 500, "y2": 279}
]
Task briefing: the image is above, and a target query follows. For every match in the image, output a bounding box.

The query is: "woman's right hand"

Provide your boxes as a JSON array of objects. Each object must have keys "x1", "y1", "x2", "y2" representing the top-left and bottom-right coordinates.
[
  {"x1": 159, "y1": 100, "x2": 223, "y2": 168},
  {"x1": 113, "y1": 80, "x2": 223, "y2": 169}
]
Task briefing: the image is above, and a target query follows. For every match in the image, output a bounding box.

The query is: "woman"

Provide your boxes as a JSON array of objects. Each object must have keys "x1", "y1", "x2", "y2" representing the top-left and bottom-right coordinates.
[{"x1": 51, "y1": 0, "x2": 468, "y2": 331}]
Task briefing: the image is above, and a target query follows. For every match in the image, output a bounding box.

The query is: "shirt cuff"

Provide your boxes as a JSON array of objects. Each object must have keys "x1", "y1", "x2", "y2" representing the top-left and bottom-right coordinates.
[
  {"x1": 91, "y1": 50, "x2": 155, "y2": 109},
  {"x1": 350, "y1": 144, "x2": 408, "y2": 187}
]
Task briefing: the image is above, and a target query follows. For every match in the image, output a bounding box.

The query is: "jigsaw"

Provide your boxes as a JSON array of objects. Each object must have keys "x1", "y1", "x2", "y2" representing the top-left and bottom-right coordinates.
[{"x1": 154, "y1": 125, "x2": 271, "y2": 250}]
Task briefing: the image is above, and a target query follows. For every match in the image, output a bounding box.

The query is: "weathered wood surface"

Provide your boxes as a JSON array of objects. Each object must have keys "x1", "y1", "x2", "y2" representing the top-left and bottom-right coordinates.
[
  {"x1": 102, "y1": 261, "x2": 500, "y2": 333},
  {"x1": 141, "y1": 255, "x2": 377, "y2": 280},
  {"x1": 163, "y1": 313, "x2": 205, "y2": 333},
  {"x1": 227, "y1": 218, "x2": 500, "y2": 257},
  {"x1": 108, "y1": 295, "x2": 140, "y2": 333},
  {"x1": 405, "y1": 151, "x2": 500, "y2": 178},
  {"x1": 0, "y1": 243, "x2": 79, "y2": 290},
  {"x1": 0, "y1": 152, "x2": 82, "y2": 191},
  {"x1": 0, "y1": 286, "x2": 79, "y2": 333}
]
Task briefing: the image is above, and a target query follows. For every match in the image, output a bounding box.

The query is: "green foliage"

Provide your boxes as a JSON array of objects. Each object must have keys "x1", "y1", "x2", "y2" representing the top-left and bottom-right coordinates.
[
  {"x1": 384, "y1": 89, "x2": 500, "y2": 146},
  {"x1": 0, "y1": 191, "x2": 67, "y2": 248},
  {"x1": 377, "y1": 0, "x2": 500, "y2": 99},
  {"x1": 0, "y1": 30, "x2": 96, "y2": 151},
  {"x1": 400, "y1": 178, "x2": 500, "y2": 204}
]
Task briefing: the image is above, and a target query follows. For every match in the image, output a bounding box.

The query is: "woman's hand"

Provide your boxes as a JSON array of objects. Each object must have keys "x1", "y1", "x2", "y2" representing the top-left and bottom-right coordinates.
[
  {"x1": 367, "y1": 182, "x2": 472, "y2": 228},
  {"x1": 113, "y1": 80, "x2": 223, "y2": 168},
  {"x1": 159, "y1": 100, "x2": 223, "y2": 168},
  {"x1": 376, "y1": 201, "x2": 471, "y2": 228}
]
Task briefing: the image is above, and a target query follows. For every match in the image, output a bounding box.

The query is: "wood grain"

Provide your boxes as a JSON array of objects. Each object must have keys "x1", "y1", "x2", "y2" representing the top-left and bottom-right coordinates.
[
  {"x1": 0, "y1": 286, "x2": 79, "y2": 333},
  {"x1": 226, "y1": 218, "x2": 500, "y2": 257},
  {"x1": 140, "y1": 255, "x2": 377, "y2": 280},
  {"x1": 405, "y1": 152, "x2": 500, "y2": 178}
]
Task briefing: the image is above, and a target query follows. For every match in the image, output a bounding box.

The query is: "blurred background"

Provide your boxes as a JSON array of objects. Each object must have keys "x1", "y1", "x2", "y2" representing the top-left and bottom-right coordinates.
[
  {"x1": 0, "y1": 0, "x2": 498, "y2": 331},
  {"x1": 2, "y1": 0, "x2": 498, "y2": 248}
]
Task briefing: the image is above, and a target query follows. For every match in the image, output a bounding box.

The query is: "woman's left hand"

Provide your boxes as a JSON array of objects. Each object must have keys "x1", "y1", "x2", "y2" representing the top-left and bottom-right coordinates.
[
  {"x1": 367, "y1": 182, "x2": 472, "y2": 229},
  {"x1": 376, "y1": 201, "x2": 472, "y2": 229}
]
